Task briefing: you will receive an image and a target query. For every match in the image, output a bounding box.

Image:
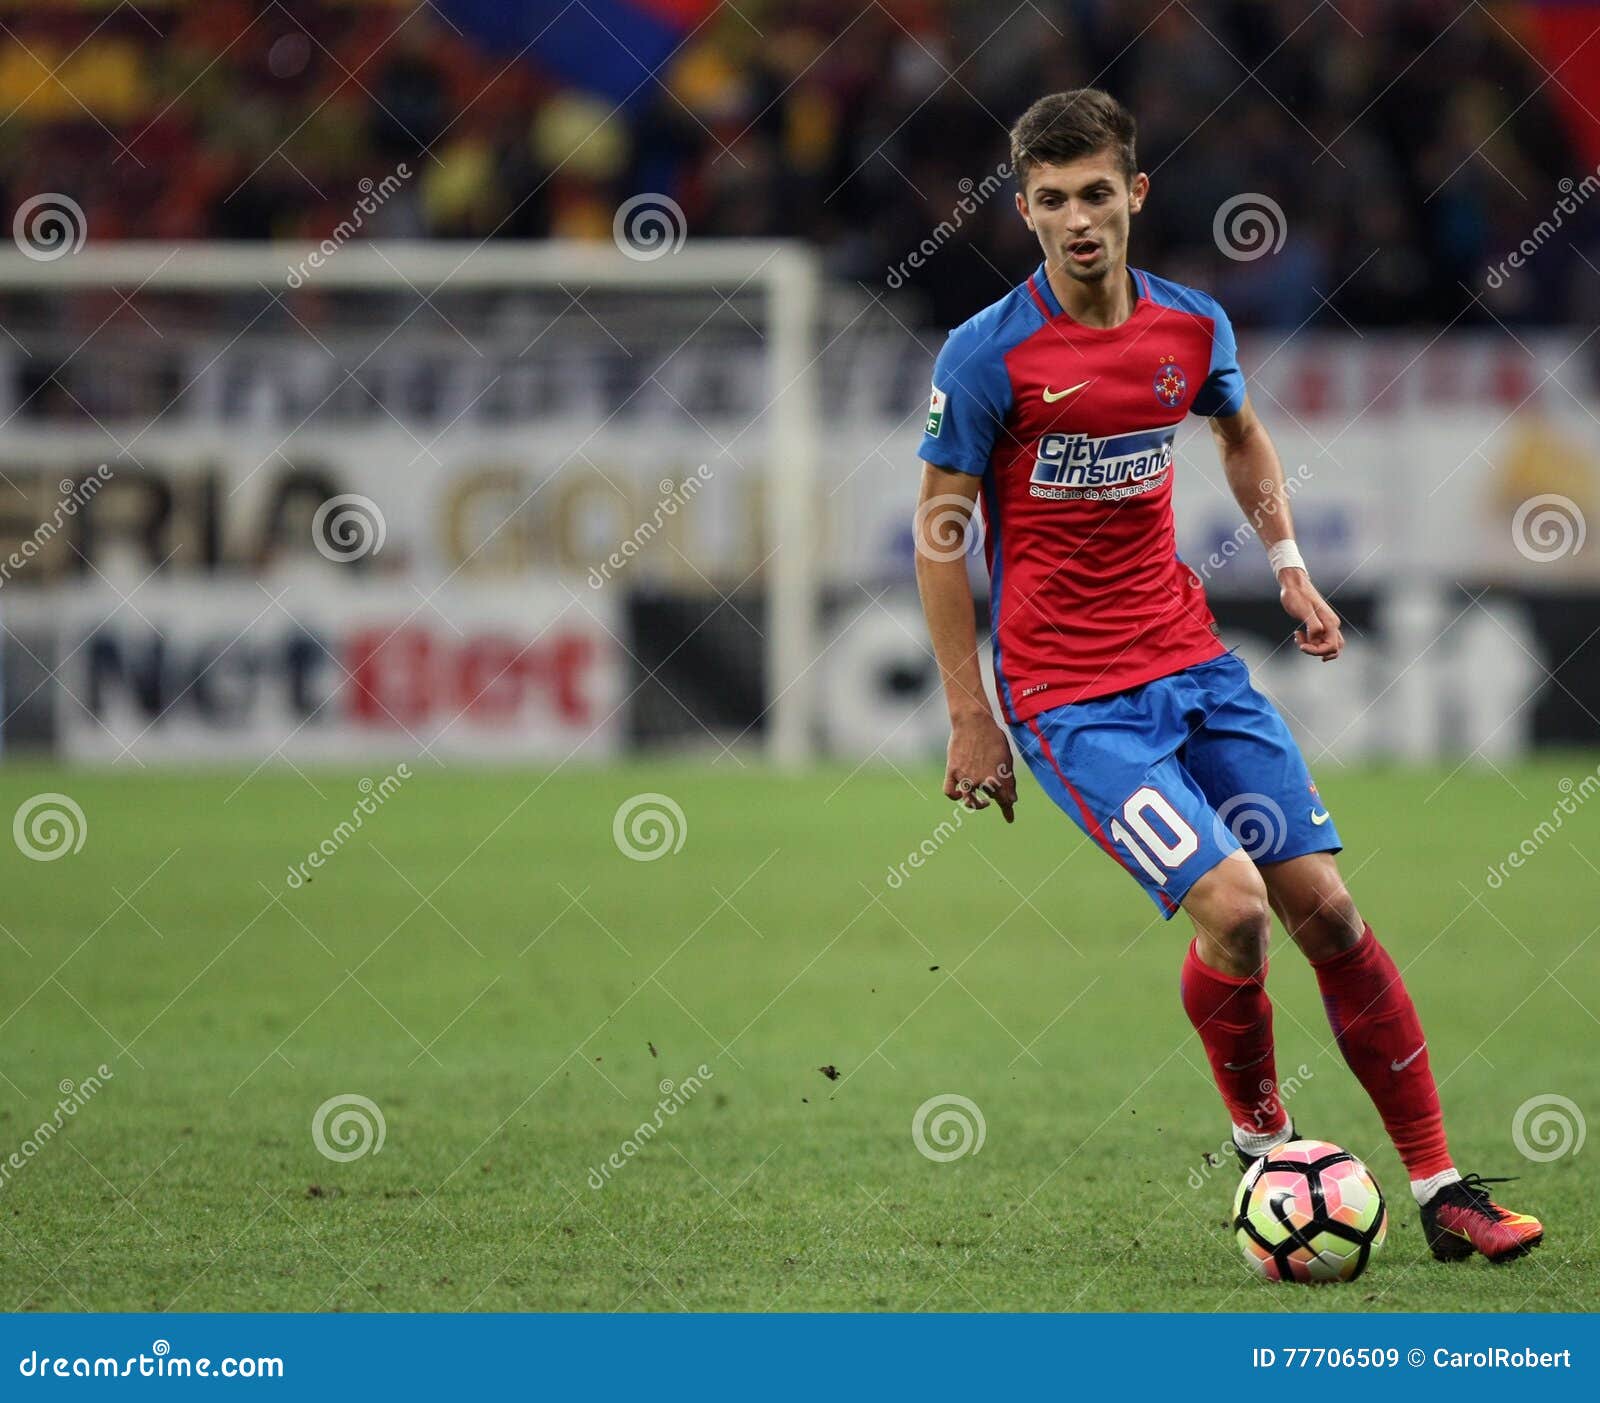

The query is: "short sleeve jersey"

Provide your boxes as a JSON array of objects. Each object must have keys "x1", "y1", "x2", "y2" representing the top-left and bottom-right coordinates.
[{"x1": 917, "y1": 263, "x2": 1244, "y2": 723}]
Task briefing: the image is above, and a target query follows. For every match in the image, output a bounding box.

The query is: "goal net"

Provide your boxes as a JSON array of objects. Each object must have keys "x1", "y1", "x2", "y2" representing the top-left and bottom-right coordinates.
[{"x1": 0, "y1": 240, "x2": 827, "y2": 768}]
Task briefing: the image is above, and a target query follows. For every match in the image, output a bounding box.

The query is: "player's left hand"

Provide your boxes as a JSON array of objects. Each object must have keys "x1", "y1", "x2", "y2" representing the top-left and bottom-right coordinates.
[{"x1": 1278, "y1": 568, "x2": 1343, "y2": 661}]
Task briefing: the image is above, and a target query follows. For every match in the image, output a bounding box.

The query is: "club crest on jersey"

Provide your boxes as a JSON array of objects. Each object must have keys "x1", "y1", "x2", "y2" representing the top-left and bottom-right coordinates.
[
  {"x1": 1153, "y1": 355, "x2": 1187, "y2": 408},
  {"x1": 1030, "y1": 426, "x2": 1175, "y2": 501}
]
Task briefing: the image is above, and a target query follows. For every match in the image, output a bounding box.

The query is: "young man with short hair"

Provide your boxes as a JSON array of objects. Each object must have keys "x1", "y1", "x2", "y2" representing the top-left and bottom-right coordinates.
[{"x1": 912, "y1": 88, "x2": 1542, "y2": 1264}]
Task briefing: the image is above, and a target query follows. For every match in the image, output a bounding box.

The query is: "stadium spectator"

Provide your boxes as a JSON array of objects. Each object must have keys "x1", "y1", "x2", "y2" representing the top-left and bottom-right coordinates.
[{"x1": 0, "y1": 0, "x2": 1593, "y2": 327}]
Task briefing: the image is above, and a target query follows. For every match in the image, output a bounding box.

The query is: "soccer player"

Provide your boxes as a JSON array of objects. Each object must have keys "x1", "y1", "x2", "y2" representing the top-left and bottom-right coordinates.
[{"x1": 912, "y1": 89, "x2": 1543, "y2": 1264}]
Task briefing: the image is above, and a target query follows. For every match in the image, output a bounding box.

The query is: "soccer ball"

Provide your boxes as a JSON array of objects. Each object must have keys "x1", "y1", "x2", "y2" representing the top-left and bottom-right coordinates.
[{"x1": 1233, "y1": 1139, "x2": 1388, "y2": 1283}]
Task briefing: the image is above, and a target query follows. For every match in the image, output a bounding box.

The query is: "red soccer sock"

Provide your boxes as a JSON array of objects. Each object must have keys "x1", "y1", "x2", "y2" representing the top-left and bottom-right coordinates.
[
  {"x1": 1311, "y1": 925, "x2": 1453, "y2": 1180},
  {"x1": 1180, "y1": 939, "x2": 1286, "y2": 1139}
]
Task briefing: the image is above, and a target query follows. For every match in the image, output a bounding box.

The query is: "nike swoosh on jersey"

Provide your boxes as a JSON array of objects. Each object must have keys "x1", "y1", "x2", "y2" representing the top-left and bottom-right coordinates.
[
  {"x1": 1042, "y1": 380, "x2": 1092, "y2": 403},
  {"x1": 1310, "y1": 809, "x2": 1332, "y2": 825},
  {"x1": 1390, "y1": 1043, "x2": 1426, "y2": 1072}
]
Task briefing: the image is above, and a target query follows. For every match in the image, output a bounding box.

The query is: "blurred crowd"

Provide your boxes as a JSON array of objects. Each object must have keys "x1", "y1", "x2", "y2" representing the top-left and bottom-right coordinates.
[{"x1": 1, "y1": 0, "x2": 1596, "y2": 328}]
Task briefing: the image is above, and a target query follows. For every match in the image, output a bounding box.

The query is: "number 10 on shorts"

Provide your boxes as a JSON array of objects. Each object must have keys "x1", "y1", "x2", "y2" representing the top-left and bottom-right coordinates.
[{"x1": 1108, "y1": 785, "x2": 1199, "y2": 884}]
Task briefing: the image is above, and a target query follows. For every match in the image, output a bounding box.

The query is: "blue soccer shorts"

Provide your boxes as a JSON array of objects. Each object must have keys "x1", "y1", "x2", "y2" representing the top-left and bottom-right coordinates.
[{"x1": 1009, "y1": 651, "x2": 1341, "y2": 918}]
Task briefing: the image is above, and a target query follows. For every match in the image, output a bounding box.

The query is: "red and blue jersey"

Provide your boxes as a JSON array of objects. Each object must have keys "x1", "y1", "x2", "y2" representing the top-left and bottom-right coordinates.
[{"x1": 917, "y1": 263, "x2": 1245, "y2": 723}]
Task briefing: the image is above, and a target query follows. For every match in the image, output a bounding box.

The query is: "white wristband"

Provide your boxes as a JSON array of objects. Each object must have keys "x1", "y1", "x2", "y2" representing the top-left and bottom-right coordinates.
[{"x1": 1267, "y1": 539, "x2": 1305, "y2": 575}]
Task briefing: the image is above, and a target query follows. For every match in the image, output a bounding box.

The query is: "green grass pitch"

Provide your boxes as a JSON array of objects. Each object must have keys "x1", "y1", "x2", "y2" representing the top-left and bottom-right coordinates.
[{"x1": 1, "y1": 757, "x2": 1595, "y2": 1312}]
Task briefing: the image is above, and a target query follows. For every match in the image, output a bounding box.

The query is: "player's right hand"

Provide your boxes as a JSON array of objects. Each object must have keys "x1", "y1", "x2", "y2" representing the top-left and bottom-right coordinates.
[{"x1": 944, "y1": 716, "x2": 1018, "y2": 822}]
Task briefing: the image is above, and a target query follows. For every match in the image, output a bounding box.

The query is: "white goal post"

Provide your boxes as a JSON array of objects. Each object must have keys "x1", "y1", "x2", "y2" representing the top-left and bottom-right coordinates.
[{"x1": 0, "y1": 240, "x2": 823, "y2": 767}]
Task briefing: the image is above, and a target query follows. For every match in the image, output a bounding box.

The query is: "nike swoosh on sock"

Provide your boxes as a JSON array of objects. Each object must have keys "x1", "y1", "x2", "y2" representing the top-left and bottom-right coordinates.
[
  {"x1": 1223, "y1": 1051, "x2": 1271, "y2": 1071},
  {"x1": 1390, "y1": 1043, "x2": 1426, "y2": 1072}
]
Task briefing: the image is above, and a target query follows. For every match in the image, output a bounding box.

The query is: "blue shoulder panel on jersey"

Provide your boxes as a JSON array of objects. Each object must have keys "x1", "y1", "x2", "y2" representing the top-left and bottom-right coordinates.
[
  {"x1": 1135, "y1": 268, "x2": 1246, "y2": 418},
  {"x1": 916, "y1": 283, "x2": 1046, "y2": 476}
]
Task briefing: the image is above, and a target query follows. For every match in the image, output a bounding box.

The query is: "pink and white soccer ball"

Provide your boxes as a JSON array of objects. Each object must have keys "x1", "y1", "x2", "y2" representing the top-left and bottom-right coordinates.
[{"x1": 1234, "y1": 1139, "x2": 1388, "y2": 1283}]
